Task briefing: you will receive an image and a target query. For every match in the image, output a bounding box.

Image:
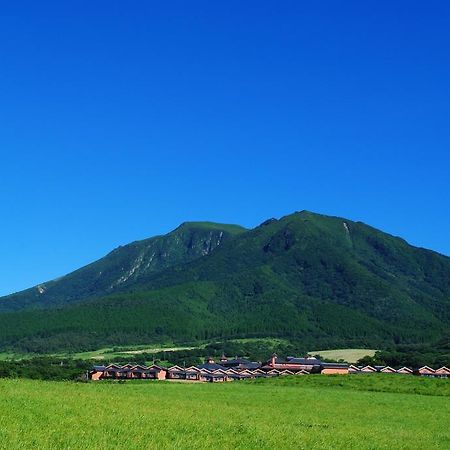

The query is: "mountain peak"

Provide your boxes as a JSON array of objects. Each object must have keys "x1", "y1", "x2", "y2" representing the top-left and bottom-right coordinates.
[{"x1": 172, "y1": 221, "x2": 246, "y2": 235}]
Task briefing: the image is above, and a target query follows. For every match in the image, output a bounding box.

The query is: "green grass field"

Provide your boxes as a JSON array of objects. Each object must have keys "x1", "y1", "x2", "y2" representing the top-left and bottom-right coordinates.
[
  {"x1": 0, "y1": 337, "x2": 289, "y2": 362},
  {"x1": 0, "y1": 343, "x2": 202, "y2": 362},
  {"x1": 311, "y1": 348, "x2": 377, "y2": 363},
  {"x1": 0, "y1": 375, "x2": 448, "y2": 449}
]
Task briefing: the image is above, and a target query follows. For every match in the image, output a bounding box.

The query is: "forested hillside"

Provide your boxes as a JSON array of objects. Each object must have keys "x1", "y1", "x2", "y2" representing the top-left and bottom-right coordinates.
[{"x1": 0, "y1": 211, "x2": 449, "y2": 353}]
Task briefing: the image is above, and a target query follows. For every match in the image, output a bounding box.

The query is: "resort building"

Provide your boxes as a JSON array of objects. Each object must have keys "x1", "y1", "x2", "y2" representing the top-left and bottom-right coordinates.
[
  {"x1": 88, "y1": 354, "x2": 447, "y2": 382},
  {"x1": 261, "y1": 354, "x2": 323, "y2": 373}
]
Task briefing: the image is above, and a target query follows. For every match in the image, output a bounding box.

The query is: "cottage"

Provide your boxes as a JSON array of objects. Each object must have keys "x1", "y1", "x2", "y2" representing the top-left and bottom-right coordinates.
[
  {"x1": 199, "y1": 369, "x2": 212, "y2": 382},
  {"x1": 116, "y1": 367, "x2": 131, "y2": 379},
  {"x1": 167, "y1": 365, "x2": 186, "y2": 380},
  {"x1": 89, "y1": 365, "x2": 106, "y2": 380},
  {"x1": 184, "y1": 366, "x2": 201, "y2": 381},
  {"x1": 128, "y1": 365, "x2": 148, "y2": 379},
  {"x1": 210, "y1": 373, "x2": 228, "y2": 382},
  {"x1": 396, "y1": 367, "x2": 413, "y2": 375},
  {"x1": 103, "y1": 364, "x2": 122, "y2": 379},
  {"x1": 199, "y1": 369, "x2": 227, "y2": 382},
  {"x1": 417, "y1": 366, "x2": 435, "y2": 376},
  {"x1": 348, "y1": 365, "x2": 360, "y2": 374},
  {"x1": 145, "y1": 365, "x2": 167, "y2": 380},
  {"x1": 435, "y1": 366, "x2": 450, "y2": 378}
]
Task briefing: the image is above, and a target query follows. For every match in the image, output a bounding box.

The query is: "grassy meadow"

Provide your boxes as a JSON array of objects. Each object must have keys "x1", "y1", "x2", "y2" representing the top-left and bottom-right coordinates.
[
  {"x1": 0, "y1": 343, "x2": 201, "y2": 362},
  {"x1": 0, "y1": 375, "x2": 449, "y2": 449},
  {"x1": 311, "y1": 348, "x2": 377, "y2": 363}
]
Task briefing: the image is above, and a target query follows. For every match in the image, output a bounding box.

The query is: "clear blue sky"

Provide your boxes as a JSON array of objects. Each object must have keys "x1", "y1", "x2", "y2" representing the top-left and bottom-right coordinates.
[{"x1": 1, "y1": 1, "x2": 449, "y2": 296}]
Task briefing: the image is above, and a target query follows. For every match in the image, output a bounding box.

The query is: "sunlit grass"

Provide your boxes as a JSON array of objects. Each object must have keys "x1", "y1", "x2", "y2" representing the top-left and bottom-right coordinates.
[
  {"x1": 311, "y1": 348, "x2": 377, "y2": 363},
  {"x1": 0, "y1": 375, "x2": 449, "y2": 449}
]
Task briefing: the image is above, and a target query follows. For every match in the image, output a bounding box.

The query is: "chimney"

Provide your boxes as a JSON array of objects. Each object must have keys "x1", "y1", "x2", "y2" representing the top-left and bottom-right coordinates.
[{"x1": 271, "y1": 353, "x2": 277, "y2": 367}]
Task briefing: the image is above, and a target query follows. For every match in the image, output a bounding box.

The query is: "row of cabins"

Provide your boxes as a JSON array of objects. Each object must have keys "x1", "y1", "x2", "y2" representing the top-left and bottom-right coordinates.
[
  {"x1": 90, "y1": 364, "x2": 310, "y2": 382},
  {"x1": 89, "y1": 355, "x2": 450, "y2": 382},
  {"x1": 348, "y1": 364, "x2": 450, "y2": 377}
]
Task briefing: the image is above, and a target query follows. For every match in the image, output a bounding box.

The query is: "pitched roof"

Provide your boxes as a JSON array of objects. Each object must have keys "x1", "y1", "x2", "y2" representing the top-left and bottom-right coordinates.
[
  {"x1": 360, "y1": 365, "x2": 377, "y2": 372},
  {"x1": 274, "y1": 357, "x2": 321, "y2": 366},
  {"x1": 380, "y1": 366, "x2": 396, "y2": 373},
  {"x1": 222, "y1": 358, "x2": 252, "y2": 365},
  {"x1": 197, "y1": 362, "x2": 227, "y2": 371},
  {"x1": 418, "y1": 366, "x2": 435, "y2": 373},
  {"x1": 168, "y1": 365, "x2": 184, "y2": 372},
  {"x1": 147, "y1": 364, "x2": 165, "y2": 371},
  {"x1": 105, "y1": 367, "x2": 122, "y2": 373},
  {"x1": 321, "y1": 362, "x2": 349, "y2": 369},
  {"x1": 131, "y1": 365, "x2": 149, "y2": 370}
]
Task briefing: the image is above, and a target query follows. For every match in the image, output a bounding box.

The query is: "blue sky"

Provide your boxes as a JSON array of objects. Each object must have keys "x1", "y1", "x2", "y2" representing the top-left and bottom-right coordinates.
[{"x1": 1, "y1": 1, "x2": 449, "y2": 296}]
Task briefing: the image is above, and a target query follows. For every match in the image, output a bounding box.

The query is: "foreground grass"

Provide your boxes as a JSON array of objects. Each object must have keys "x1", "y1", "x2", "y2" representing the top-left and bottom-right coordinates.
[{"x1": 0, "y1": 375, "x2": 449, "y2": 449}]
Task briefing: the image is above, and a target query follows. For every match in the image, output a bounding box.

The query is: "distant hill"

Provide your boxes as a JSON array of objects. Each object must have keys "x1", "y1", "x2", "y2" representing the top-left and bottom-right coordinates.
[{"x1": 0, "y1": 211, "x2": 449, "y2": 353}]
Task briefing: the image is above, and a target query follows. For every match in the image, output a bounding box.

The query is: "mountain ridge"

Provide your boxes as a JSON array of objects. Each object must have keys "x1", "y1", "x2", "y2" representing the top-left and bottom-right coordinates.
[
  {"x1": 0, "y1": 221, "x2": 246, "y2": 312},
  {"x1": 0, "y1": 210, "x2": 449, "y2": 353}
]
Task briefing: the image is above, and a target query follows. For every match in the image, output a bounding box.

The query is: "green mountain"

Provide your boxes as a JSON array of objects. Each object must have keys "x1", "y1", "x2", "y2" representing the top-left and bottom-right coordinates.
[
  {"x1": 0, "y1": 221, "x2": 246, "y2": 312},
  {"x1": 0, "y1": 211, "x2": 449, "y2": 353}
]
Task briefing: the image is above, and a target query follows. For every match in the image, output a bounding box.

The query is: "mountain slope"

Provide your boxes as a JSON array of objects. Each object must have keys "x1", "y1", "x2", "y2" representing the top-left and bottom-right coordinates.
[
  {"x1": 0, "y1": 222, "x2": 246, "y2": 312},
  {"x1": 0, "y1": 211, "x2": 449, "y2": 353}
]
